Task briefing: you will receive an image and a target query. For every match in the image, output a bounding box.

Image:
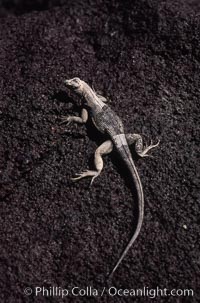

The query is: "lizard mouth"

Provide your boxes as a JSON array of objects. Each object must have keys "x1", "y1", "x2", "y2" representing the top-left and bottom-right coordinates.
[{"x1": 65, "y1": 79, "x2": 73, "y2": 87}]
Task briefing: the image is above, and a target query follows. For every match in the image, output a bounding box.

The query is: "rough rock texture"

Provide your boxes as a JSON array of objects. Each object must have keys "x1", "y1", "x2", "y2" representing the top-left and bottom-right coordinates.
[{"x1": 0, "y1": 0, "x2": 199, "y2": 302}]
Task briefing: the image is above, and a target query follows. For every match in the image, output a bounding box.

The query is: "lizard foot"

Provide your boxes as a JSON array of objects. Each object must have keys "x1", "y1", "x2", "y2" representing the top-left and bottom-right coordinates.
[
  {"x1": 71, "y1": 170, "x2": 100, "y2": 186},
  {"x1": 60, "y1": 116, "x2": 73, "y2": 125},
  {"x1": 139, "y1": 139, "x2": 160, "y2": 158}
]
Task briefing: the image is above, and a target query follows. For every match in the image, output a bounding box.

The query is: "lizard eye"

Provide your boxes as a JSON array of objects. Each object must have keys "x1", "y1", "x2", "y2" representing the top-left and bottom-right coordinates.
[{"x1": 73, "y1": 78, "x2": 80, "y2": 82}]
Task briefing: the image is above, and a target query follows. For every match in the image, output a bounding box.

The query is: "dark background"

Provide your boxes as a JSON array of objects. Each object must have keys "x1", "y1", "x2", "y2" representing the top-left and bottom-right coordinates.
[{"x1": 0, "y1": 0, "x2": 199, "y2": 302}]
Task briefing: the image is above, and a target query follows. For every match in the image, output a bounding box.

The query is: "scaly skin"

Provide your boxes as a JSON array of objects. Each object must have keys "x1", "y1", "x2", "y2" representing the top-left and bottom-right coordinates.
[{"x1": 63, "y1": 77, "x2": 159, "y2": 277}]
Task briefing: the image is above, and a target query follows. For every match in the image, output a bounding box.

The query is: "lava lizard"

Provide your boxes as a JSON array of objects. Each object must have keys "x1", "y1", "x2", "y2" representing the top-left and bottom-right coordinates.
[{"x1": 62, "y1": 77, "x2": 159, "y2": 277}]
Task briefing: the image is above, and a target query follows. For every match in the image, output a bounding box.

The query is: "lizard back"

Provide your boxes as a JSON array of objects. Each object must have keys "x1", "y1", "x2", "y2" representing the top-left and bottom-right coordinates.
[{"x1": 91, "y1": 105, "x2": 125, "y2": 137}]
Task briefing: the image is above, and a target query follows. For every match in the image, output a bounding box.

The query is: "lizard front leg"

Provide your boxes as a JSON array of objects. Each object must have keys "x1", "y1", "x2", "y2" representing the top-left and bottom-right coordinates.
[
  {"x1": 71, "y1": 140, "x2": 113, "y2": 185},
  {"x1": 92, "y1": 85, "x2": 108, "y2": 102},
  {"x1": 126, "y1": 133, "x2": 160, "y2": 157},
  {"x1": 60, "y1": 108, "x2": 88, "y2": 125}
]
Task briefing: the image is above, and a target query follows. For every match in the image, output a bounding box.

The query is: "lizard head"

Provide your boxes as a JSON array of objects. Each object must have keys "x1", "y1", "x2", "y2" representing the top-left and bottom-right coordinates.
[{"x1": 65, "y1": 78, "x2": 82, "y2": 92}]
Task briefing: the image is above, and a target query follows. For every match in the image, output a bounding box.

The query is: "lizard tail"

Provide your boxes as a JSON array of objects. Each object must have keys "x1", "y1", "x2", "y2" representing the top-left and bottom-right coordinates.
[{"x1": 109, "y1": 144, "x2": 144, "y2": 278}]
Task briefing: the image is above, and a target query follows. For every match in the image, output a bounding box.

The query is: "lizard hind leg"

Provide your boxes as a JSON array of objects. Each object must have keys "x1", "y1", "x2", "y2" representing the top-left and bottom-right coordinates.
[
  {"x1": 138, "y1": 139, "x2": 160, "y2": 157},
  {"x1": 126, "y1": 133, "x2": 160, "y2": 158},
  {"x1": 71, "y1": 140, "x2": 113, "y2": 186}
]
